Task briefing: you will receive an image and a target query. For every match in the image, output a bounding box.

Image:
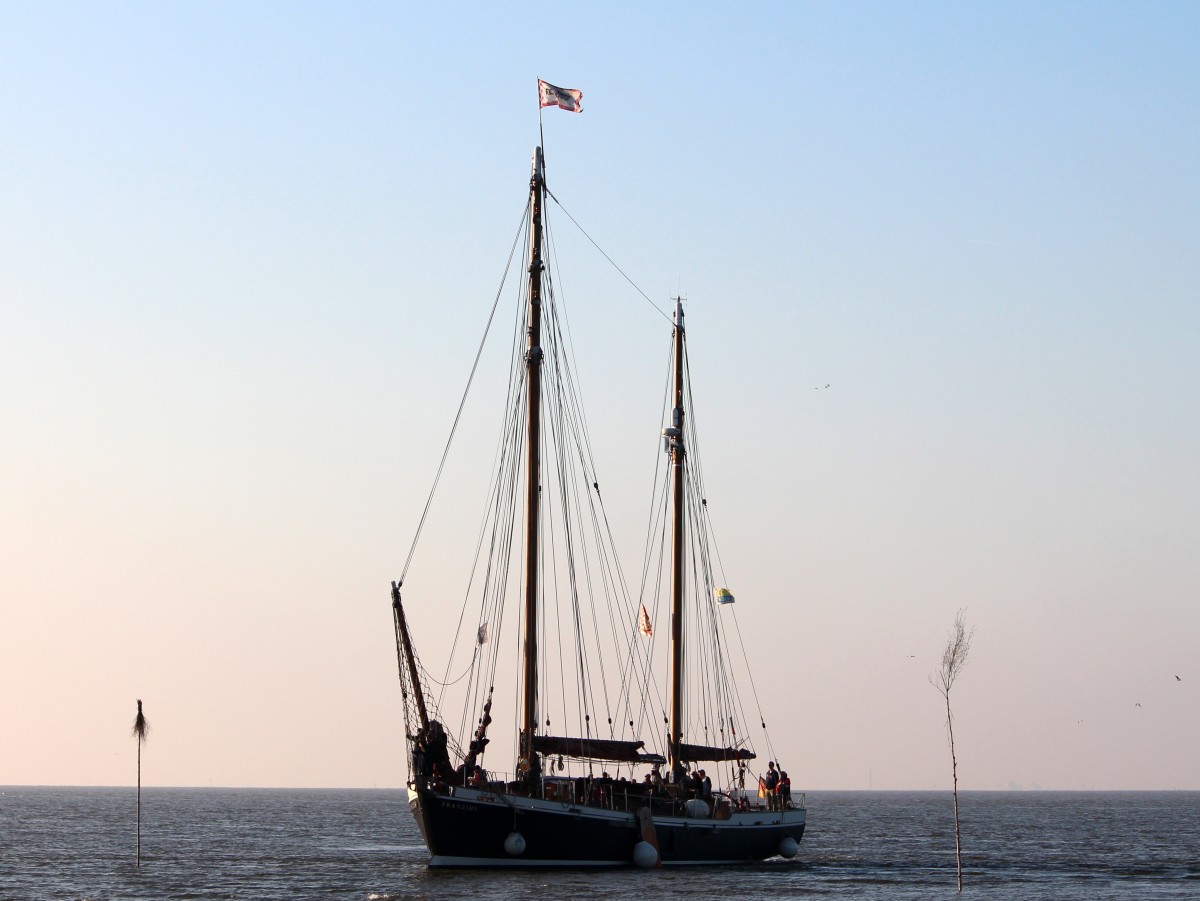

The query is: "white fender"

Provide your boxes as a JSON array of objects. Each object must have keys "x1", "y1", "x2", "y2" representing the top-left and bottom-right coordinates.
[{"x1": 633, "y1": 840, "x2": 659, "y2": 869}]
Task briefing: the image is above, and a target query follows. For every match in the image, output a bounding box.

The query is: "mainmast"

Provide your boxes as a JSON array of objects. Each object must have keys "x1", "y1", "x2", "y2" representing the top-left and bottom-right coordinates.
[
  {"x1": 666, "y1": 297, "x2": 686, "y2": 780},
  {"x1": 520, "y1": 147, "x2": 546, "y2": 782}
]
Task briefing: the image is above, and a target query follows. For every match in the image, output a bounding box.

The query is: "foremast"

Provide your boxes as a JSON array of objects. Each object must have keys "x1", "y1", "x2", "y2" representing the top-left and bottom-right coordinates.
[
  {"x1": 666, "y1": 297, "x2": 687, "y2": 781},
  {"x1": 520, "y1": 147, "x2": 546, "y2": 784}
]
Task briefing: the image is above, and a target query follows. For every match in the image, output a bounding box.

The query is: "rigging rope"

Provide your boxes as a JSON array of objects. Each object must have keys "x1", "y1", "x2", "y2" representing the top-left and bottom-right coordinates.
[
  {"x1": 682, "y1": 340, "x2": 774, "y2": 759},
  {"x1": 398, "y1": 206, "x2": 530, "y2": 586},
  {"x1": 544, "y1": 187, "x2": 674, "y2": 327},
  {"x1": 418, "y1": 649, "x2": 478, "y2": 687},
  {"x1": 395, "y1": 179, "x2": 783, "y2": 784}
]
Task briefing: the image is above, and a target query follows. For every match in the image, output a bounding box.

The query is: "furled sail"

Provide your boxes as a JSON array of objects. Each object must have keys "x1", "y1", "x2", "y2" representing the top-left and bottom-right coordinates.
[
  {"x1": 534, "y1": 735, "x2": 667, "y2": 764},
  {"x1": 678, "y1": 743, "x2": 756, "y2": 763}
]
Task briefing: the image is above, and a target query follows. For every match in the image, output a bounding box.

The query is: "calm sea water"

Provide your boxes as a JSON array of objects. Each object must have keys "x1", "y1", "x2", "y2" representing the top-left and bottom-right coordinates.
[{"x1": 1, "y1": 788, "x2": 1197, "y2": 900}]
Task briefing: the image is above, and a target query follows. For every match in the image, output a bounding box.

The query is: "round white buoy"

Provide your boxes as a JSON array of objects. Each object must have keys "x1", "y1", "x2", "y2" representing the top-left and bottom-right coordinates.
[
  {"x1": 778, "y1": 836, "x2": 799, "y2": 859},
  {"x1": 632, "y1": 840, "x2": 659, "y2": 869},
  {"x1": 504, "y1": 832, "x2": 526, "y2": 856}
]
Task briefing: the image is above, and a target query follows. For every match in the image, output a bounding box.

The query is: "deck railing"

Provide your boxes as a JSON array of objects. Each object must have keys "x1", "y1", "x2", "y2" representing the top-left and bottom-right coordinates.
[{"x1": 439, "y1": 772, "x2": 805, "y2": 818}]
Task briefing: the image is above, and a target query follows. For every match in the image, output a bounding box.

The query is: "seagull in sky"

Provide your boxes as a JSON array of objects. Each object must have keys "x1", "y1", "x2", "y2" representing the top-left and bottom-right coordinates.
[{"x1": 1176, "y1": 675, "x2": 1182, "y2": 681}]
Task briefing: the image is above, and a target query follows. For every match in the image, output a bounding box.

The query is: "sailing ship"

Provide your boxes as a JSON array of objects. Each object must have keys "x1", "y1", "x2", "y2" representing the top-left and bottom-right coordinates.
[{"x1": 390, "y1": 144, "x2": 806, "y2": 867}]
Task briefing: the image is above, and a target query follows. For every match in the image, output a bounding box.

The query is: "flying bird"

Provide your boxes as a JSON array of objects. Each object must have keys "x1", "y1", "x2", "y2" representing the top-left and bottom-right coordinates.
[{"x1": 1176, "y1": 675, "x2": 1182, "y2": 681}]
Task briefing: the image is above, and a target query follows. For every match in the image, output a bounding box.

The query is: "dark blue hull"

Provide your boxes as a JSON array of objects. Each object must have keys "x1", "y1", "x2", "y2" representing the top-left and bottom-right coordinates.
[{"x1": 408, "y1": 786, "x2": 806, "y2": 867}]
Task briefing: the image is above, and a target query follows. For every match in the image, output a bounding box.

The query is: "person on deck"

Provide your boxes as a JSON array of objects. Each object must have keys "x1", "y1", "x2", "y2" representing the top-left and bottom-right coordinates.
[
  {"x1": 778, "y1": 770, "x2": 792, "y2": 809},
  {"x1": 763, "y1": 761, "x2": 779, "y2": 811},
  {"x1": 688, "y1": 768, "x2": 702, "y2": 798}
]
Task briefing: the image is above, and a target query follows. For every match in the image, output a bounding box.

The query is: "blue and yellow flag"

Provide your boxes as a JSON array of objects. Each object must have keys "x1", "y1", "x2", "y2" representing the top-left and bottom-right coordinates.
[{"x1": 714, "y1": 588, "x2": 735, "y2": 605}]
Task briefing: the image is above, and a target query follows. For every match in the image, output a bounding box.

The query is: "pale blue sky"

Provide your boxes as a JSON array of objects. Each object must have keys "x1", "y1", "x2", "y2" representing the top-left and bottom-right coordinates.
[{"x1": 2, "y1": 2, "x2": 1197, "y2": 789}]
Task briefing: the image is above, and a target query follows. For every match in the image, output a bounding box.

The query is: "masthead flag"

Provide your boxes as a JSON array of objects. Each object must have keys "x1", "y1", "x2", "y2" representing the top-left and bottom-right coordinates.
[
  {"x1": 539, "y1": 80, "x2": 583, "y2": 113},
  {"x1": 714, "y1": 588, "x2": 735, "y2": 605},
  {"x1": 638, "y1": 604, "x2": 653, "y2": 636}
]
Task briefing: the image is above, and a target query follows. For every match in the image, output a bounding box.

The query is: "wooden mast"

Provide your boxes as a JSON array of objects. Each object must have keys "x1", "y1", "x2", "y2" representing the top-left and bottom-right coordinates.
[
  {"x1": 667, "y1": 297, "x2": 686, "y2": 781},
  {"x1": 520, "y1": 147, "x2": 546, "y2": 782},
  {"x1": 391, "y1": 581, "x2": 429, "y2": 733}
]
